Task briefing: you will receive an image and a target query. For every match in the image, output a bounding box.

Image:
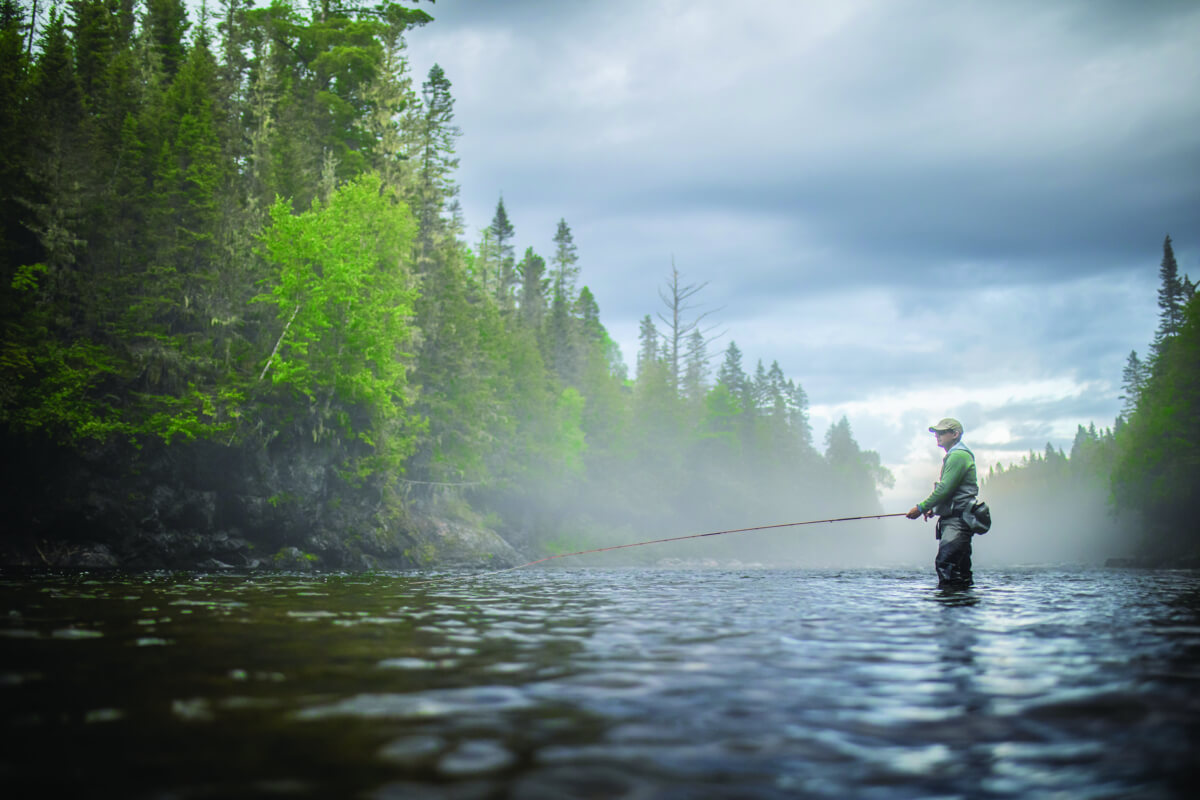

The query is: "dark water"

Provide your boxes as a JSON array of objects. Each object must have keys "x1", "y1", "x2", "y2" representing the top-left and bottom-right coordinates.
[{"x1": 2, "y1": 566, "x2": 1198, "y2": 799}]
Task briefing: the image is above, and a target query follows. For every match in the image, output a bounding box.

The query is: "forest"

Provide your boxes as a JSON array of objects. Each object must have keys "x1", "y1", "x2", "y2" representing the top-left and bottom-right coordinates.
[
  {"x1": 0, "y1": 0, "x2": 898, "y2": 569},
  {"x1": 980, "y1": 235, "x2": 1199, "y2": 565}
]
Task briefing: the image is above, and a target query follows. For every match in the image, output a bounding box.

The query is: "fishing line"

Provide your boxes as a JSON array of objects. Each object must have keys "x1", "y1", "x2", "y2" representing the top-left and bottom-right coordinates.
[{"x1": 410, "y1": 512, "x2": 907, "y2": 586}]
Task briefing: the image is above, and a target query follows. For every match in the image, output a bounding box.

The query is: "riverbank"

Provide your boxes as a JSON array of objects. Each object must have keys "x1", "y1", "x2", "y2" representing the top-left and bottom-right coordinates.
[{"x1": 0, "y1": 433, "x2": 524, "y2": 572}]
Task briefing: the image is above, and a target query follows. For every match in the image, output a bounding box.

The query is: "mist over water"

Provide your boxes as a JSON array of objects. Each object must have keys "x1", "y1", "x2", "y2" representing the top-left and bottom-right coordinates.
[{"x1": 520, "y1": 475, "x2": 1137, "y2": 572}]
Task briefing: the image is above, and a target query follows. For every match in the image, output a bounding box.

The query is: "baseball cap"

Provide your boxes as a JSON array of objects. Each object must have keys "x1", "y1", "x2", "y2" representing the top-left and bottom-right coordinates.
[{"x1": 929, "y1": 418, "x2": 963, "y2": 434}]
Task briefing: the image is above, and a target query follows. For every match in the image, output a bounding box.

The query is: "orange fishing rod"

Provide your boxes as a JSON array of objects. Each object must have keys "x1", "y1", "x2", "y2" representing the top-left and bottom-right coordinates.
[{"x1": 411, "y1": 512, "x2": 907, "y2": 585}]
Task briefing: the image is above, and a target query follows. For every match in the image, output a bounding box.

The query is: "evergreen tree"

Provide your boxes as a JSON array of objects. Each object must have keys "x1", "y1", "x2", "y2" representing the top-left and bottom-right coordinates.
[
  {"x1": 574, "y1": 286, "x2": 604, "y2": 342},
  {"x1": 1119, "y1": 349, "x2": 1147, "y2": 418},
  {"x1": 21, "y1": 7, "x2": 86, "y2": 308},
  {"x1": 716, "y1": 341, "x2": 746, "y2": 407},
  {"x1": 681, "y1": 329, "x2": 709, "y2": 403},
  {"x1": 637, "y1": 314, "x2": 660, "y2": 377},
  {"x1": 67, "y1": 0, "x2": 117, "y2": 105},
  {"x1": 411, "y1": 63, "x2": 461, "y2": 264},
  {"x1": 788, "y1": 380, "x2": 813, "y2": 451},
  {"x1": 1113, "y1": 292, "x2": 1200, "y2": 555},
  {"x1": 145, "y1": 0, "x2": 190, "y2": 77},
  {"x1": 518, "y1": 246, "x2": 547, "y2": 331},
  {"x1": 823, "y1": 416, "x2": 893, "y2": 513},
  {"x1": 544, "y1": 219, "x2": 580, "y2": 382},
  {"x1": 0, "y1": 0, "x2": 34, "y2": 278},
  {"x1": 139, "y1": 23, "x2": 229, "y2": 339},
  {"x1": 488, "y1": 196, "x2": 516, "y2": 308},
  {"x1": 1153, "y1": 234, "x2": 1184, "y2": 355},
  {"x1": 751, "y1": 359, "x2": 770, "y2": 413},
  {"x1": 550, "y1": 218, "x2": 579, "y2": 300}
]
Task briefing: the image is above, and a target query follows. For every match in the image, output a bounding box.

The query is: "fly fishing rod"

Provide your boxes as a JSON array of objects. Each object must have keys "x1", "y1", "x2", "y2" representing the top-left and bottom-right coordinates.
[{"x1": 411, "y1": 512, "x2": 907, "y2": 585}]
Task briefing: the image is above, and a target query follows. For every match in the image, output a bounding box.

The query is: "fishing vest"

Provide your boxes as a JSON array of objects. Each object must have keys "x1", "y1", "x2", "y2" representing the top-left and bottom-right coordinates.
[{"x1": 933, "y1": 441, "x2": 979, "y2": 518}]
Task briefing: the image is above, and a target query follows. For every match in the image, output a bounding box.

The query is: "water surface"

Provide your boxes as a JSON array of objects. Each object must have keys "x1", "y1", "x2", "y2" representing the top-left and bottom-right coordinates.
[{"x1": 2, "y1": 566, "x2": 1197, "y2": 798}]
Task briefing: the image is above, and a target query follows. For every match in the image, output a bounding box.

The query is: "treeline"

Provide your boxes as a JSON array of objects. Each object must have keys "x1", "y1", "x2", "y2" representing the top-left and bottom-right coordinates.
[
  {"x1": 981, "y1": 235, "x2": 1198, "y2": 563},
  {"x1": 1110, "y1": 236, "x2": 1199, "y2": 558},
  {"x1": 0, "y1": 1, "x2": 892, "y2": 566}
]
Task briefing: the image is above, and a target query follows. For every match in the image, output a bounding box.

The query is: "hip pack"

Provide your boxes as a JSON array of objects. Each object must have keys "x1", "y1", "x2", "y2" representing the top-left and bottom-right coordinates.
[{"x1": 961, "y1": 500, "x2": 992, "y2": 534}]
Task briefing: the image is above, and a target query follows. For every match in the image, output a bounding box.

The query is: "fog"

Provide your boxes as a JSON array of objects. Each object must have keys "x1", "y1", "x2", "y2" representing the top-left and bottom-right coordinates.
[{"x1": 493, "y1": 437, "x2": 1140, "y2": 572}]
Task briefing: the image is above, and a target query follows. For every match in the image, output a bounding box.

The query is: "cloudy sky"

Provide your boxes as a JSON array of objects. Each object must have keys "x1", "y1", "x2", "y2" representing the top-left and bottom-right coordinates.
[{"x1": 403, "y1": 0, "x2": 1200, "y2": 509}]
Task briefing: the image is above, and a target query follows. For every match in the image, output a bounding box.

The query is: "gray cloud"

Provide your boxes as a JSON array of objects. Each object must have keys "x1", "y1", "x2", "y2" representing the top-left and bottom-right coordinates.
[{"x1": 406, "y1": 0, "x2": 1200, "y2": 479}]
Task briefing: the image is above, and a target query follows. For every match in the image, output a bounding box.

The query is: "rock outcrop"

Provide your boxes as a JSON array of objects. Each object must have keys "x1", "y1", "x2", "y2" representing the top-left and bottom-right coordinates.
[{"x1": 0, "y1": 433, "x2": 522, "y2": 572}]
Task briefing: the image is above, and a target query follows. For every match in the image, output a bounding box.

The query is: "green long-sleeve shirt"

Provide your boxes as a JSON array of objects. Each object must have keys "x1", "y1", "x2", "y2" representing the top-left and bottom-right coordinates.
[{"x1": 918, "y1": 443, "x2": 978, "y2": 515}]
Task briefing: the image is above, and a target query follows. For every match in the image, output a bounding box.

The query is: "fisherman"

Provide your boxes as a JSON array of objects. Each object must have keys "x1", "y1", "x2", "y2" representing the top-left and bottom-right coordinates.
[{"x1": 906, "y1": 418, "x2": 979, "y2": 587}]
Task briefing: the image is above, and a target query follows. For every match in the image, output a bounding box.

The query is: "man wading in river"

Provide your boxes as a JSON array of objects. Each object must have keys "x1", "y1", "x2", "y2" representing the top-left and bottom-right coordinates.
[{"x1": 906, "y1": 418, "x2": 978, "y2": 587}]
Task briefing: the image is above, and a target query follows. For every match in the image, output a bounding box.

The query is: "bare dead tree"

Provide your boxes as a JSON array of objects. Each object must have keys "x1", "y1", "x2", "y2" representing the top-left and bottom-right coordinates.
[{"x1": 656, "y1": 257, "x2": 723, "y2": 396}]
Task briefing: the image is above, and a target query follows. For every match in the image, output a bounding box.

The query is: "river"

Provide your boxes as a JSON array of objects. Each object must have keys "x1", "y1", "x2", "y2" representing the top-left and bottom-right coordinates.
[{"x1": 2, "y1": 566, "x2": 1197, "y2": 798}]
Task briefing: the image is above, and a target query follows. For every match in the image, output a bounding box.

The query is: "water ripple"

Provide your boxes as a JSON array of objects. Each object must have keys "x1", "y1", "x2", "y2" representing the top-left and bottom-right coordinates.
[{"x1": 2, "y1": 566, "x2": 1197, "y2": 798}]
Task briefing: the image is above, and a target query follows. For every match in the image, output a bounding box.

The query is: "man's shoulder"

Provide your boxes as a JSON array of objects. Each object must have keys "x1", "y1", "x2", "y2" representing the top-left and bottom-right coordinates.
[{"x1": 946, "y1": 444, "x2": 975, "y2": 463}]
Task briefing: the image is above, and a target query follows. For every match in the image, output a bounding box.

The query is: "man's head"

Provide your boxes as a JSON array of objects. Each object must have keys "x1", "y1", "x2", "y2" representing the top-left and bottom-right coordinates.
[{"x1": 929, "y1": 417, "x2": 963, "y2": 450}]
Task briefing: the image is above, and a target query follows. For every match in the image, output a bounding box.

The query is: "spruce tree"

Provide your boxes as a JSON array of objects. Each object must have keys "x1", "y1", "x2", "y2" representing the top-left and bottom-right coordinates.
[
  {"x1": 67, "y1": 0, "x2": 117, "y2": 105},
  {"x1": 1119, "y1": 349, "x2": 1146, "y2": 418},
  {"x1": 488, "y1": 197, "x2": 516, "y2": 308},
  {"x1": 637, "y1": 314, "x2": 660, "y2": 377},
  {"x1": 550, "y1": 218, "x2": 579, "y2": 300},
  {"x1": 145, "y1": 0, "x2": 190, "y2": 77},
  {"x1": 22, "y1": 7, "x2": 86, "y2": 307},
  {"x1": 1153, "y1": 234, "x2": 1184, "y2": 356},
  {"x1": 681, "y1": 329, "x2": 709, "y2": 402},
  {"x1": 716, "y1": 341, "x2": 746, "y2": 404},
  {"x1": 788, "y1": 380, "x2": 813, "y2": 451},
  {"x1": 0, "y1": 0, "x2": 33, "y2": 277},
  {"x1": 545, "y1": 219, "x2": 580, "y2": 383},
  {"x1": 574, "y1": 287, "x2": 604, "y2": 343},
  {"x1": 412, "y1": 63, "x2": 461, "y2": 264},
  {"x1": 518, "y1": 247, "x2": 547, "y2": 331}
]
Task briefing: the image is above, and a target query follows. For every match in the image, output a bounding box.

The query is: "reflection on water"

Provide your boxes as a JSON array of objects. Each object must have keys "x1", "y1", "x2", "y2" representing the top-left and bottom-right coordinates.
[{"x1": 1, "y1": 567, "x2": 1198, "y2": 798}]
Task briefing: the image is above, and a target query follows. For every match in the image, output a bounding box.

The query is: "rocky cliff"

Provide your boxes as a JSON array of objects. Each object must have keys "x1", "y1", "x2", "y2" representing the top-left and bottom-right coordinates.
[{"x1": 0, "y1": 433, "x2": 523, "y2": 572}]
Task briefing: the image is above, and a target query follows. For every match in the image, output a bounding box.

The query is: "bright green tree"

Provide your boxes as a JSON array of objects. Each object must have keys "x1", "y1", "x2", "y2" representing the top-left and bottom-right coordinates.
[{"x1": 257, "y1": 172, "x2": 420, "y2": 478}]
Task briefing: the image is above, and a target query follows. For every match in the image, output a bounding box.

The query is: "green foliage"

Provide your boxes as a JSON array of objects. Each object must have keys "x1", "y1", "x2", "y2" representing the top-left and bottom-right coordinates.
[
  {"x1": 1112, "y1": 292, "x2": 1200, "y2": 544},
  {"x1": 257, "y1": 172, "x2": 421, "y2": 474},
  {"x1": 0, "y1": 335, "x2": 234, "y2": 445},
  {"x1": 993, "y1": 236, "x2": 1197, "y2": 560},
  {"x1": 0, "y1": 2, "x2": 906, "y2": 568}
]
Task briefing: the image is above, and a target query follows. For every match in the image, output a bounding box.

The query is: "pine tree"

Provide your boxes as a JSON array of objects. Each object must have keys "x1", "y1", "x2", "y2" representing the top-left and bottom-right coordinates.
[
  {"x1": 681, "y1": 329, "x2": 709, "y2": 402},
  {"x1": 488, "y1": 197, "x2": 516, "y2": 308},
  {"x1": 1153, "y1": 234, "x2": 1184, "y2": 356},
  {"x1": 518, "y1": 247, "x2": 547, "y2": 331},
  {"x1": 574, "y1": 286, "x2": 605, "y2": 343},
  {"x1": 67, "y1": 0, "x2": 118, "y2": 105},
  {"x1": 362, "y1": 23, "x2": 416, "y2": 196},
  {"x1": 545, "y1": 219, "x2": 580, "y2": 383},
  {"x1": 824, "y1": 417, "x2": 893, "y2": 513},
  {"x1": 751, "y1": 360, "x2": 770, "y2": 414},
  {"x1": 411, "y1": 63, "x2": 461, "y2": 265},
  {"x1": 1119, "y1": 349, "x2": 1147, "y2": 418},
  {"x1": 637, "y1": 314, "x2": 660, "y2": 377},
  {"x1": 550, "y1": 218, "x2": 579, "y2": 301},
  {"x1": 21, "y1": 7, "x2": 86, "y2": 307},
  {"x1": 0, "y1": 0, "x2": 34, "y2": 278},
  {"x1": 140, "y1": 23, "x2": 229, "y2": 337},
  {"x1": 145, "y1": 0, "x2": 190, "y2": 78},
  {"x1": 715, "y1": 341, "x2": 746, "y2": 406},
  {"x1": 788, "y1": 380, "x2": 813, "y2": 451},
  {"x1": 474, "y1": 227, "x2": 496, "y2": 295}
]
